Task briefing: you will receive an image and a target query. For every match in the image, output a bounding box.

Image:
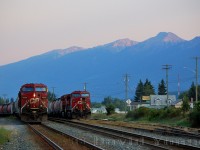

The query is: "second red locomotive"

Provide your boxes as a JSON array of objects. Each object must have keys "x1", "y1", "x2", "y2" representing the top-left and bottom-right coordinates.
[{"x1": 48, "y1": 90, "x2": 91, "y2": 119}]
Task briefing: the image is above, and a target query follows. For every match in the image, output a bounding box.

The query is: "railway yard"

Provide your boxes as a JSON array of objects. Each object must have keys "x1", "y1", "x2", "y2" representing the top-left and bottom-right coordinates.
[{"x1": 0, "y1": 117, "x2": 200, "y2": 150}]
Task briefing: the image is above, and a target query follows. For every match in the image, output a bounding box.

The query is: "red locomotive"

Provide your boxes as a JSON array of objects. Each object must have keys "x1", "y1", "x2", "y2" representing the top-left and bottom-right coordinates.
[
  {"x1": 48, "y1": 90, "x2": 91, "y2": 119},
  {"x1": 16, "y1": 83, "x2": 48, "y2": 122}
]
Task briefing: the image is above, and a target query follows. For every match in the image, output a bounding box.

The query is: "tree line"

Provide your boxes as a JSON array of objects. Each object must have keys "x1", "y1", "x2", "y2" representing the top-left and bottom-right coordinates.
[
  {"x1": 134, "y1": 79, "x2": 166, "y2": 101},
  {"x1": 0, "y1": 97, "x2": 14, "y2": 104}
]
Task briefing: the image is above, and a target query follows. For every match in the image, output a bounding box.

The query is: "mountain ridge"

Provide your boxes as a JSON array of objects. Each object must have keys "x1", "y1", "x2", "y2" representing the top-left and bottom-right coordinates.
[{"x1": 0, "y1": 32, "x2": 199, "y2": 102}]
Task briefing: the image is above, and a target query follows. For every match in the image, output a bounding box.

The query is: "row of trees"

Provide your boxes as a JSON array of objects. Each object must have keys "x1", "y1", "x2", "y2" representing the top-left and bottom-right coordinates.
[
  {"x1": 134, "y1": 78, "x2": 199, "y2": 102},
  {"x1": 134, "y1": 79, "x2": 166, "y2": 101},
  {"x1": 179, "y1": 82, "x2": 200, "y2": 102},
  {"x1": 0, "y1": 97, "x2": 14, "y2": 104}
]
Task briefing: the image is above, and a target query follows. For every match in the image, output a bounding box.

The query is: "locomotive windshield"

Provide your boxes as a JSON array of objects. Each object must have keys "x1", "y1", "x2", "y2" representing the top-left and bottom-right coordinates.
[
  {"x1": 22, "y1": 87, "x2": 34, "y2": 92},
  {"x1": 81, "y1": 93, "x2": 89, "y2": 97},
  {"x1": 72, "y1": 93, "x2": 90, "y2": 98},
  {"x1": 72, "y1": 94, "x2": 81, "y2": 98},
  {"x1": 21, "y1": 87, "x2": 47, "y2": 92},
  {"x1": 35, "y1": 87, "x2": 47, "y2": 92}
]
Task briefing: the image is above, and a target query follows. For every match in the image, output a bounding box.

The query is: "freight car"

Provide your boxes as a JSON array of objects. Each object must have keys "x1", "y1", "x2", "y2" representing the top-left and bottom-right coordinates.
[
  {"x1": 48, "y1": 90, "x2": 91, "y2": 119},
  {"x1": 0, "y1": 102, "x2": 13, "y2": 116},
  {"x1": 16, "y1": 83, "x2": 48, "y2": 122}
]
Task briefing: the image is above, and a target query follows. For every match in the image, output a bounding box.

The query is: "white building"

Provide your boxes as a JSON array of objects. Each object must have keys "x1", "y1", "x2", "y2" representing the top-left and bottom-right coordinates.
[
  {"x1": 150, "y1": 95, "x2": 176, "y2": 107},
  {"x1": 91, "y1": 106, "x2": 107, "y2": 114}
]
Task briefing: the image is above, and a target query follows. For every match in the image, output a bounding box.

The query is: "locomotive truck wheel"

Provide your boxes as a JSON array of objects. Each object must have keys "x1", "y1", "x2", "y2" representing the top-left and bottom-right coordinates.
[
  {"x1": 61, "y1": 111, "x2": 65, "y2": 118},
  {"x1": 67, "y1": 111, "x2": 72, "y2": 119}
]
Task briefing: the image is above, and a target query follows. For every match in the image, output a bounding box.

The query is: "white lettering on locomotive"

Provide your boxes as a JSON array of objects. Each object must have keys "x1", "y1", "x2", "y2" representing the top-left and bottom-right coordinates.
[{"x1": 30, "y1": 98, "x2": 39, "y2": 104}]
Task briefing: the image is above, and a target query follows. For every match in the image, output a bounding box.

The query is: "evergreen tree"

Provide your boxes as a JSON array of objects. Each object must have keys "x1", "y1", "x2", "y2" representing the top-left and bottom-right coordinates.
[
  {"x1": 48, "y1": 91, "x2": 57, "y2": 102},
  {"x1": 134, "y1": 80, "x2": 144, "y2": 101},
  {"x1": 0, "y1": 97, "x2": 5, "y2": 104},
  {"x1": 188, "y1": 82, "x2": 200, "y2": 102},
  {"x1": 158, "y1": 79, "x2": 167, "y2": 95},
  {"x1": 178, "y1": 91, "x2": 188, "y2": 99},
  {"x1": 188, "y1": 82, "x2": 196, "y2": 101},
  {"x1": 143, "y1": 79, "x2": 155, "y2": 96},
  {"x1": 181, "y1": 95, "x2": 190, "y2": 115}
]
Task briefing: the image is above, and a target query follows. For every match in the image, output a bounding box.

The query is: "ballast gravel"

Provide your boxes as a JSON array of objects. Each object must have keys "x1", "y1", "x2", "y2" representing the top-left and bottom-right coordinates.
[{"x1": 0, "y1": 117, "x2": 49, "y2": 150}]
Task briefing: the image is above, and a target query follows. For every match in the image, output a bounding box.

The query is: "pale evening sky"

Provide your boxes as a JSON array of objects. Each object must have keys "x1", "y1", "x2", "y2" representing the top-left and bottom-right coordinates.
[{"x1": 0, "y1": 0, "x2": 200, "y2": 66}]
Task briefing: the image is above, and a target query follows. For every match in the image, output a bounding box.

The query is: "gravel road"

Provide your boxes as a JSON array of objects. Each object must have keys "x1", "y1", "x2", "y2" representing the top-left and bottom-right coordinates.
[{"x1": 0, "y1": 117, "x2": 50, "y2": 150}]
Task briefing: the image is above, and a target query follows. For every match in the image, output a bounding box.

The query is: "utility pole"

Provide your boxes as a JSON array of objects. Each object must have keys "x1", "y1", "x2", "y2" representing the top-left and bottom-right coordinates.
[
  {"x1": 162, "y1": 64, "x2": 172, "y2": 102},
  {"x1": 124, "y1": 73, "x2": 130, "y2": 113},
  {"x1": 193, "y1": 57, "x2": 200, "y2": 102},
  {"x1": 178, "y1": 74, "x2": 180, "y2": 97},
  {"x1": 83, "y1": 82, "x2": 87, "y2": 91}
]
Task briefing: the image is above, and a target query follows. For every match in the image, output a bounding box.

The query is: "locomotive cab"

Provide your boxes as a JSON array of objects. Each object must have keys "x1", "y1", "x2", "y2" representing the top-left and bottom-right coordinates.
[
  {"x1": 70, "y1": 91, "x2": 91, "y2": 118},
  {"x1": 18, "y1": 83, "x2": 48, "y2": 122}
]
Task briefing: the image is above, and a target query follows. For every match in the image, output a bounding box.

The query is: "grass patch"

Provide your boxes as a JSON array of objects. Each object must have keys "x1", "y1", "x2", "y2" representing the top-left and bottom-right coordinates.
[
  {"x1": 125, "y1": 107, "x2": 192, "y2": 127},
  {"x1": 91, "y1": 113, "x2": 126, "y2": 121},
  {"x1": 91, "y1": 107, "x2": 193, "y2": 128},
  {"x1": 91, "y1": 113, "x2": 108, "y2": 120},
  {"x1": 0, "y1": 127, "x2": 11, "y2": 145}
]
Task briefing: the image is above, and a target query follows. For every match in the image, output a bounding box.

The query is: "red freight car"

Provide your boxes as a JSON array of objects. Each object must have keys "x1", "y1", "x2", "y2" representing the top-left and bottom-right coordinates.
[
  {"x1": 16, "y1": 83, "x2": 48, "y2": 122},
  {"x1": 49, "y1": 91, "x2": 91, "y2": 119}
]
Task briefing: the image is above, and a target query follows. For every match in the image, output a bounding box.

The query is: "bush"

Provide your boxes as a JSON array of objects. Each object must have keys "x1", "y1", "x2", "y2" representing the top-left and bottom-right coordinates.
[
  {"x1": 106, "y1": 104, "x2": 115, "y2": 115},
  {"x1": 155, "y1": 107, "x2": 181, "y2": 119},
  {"x1": 189, "y1": 101, "x2": 200, "y2": 127},
  {"x1": 189, "y1": 111, "x2": 200, "y2": 127},
  {"x1": 126, "y1": 107, "x2": 150, "y2": 120},
  {"x1": 126, "y1": 107, "x2": 183, "y2": 122},
  {"x1": 148, "y1": 109, "x2": 160, "y2": 120}
]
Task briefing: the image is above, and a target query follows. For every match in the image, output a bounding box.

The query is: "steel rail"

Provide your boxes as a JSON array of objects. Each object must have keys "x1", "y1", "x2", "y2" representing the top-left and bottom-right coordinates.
[
  {"x1": 72, "y1": 120, "x2": 200, "y2": 150},
  {"x1": 49, "y1": 118, "x2": 200, "y2": 150},
  {"x1": 48, "y1": 118, "x2": 170, "y2": 150},
  {"x1": 28, "y1": 124, "x2": 63, "y2": 150},
  {"x1": 41, "y1": 123, "x2": 104, "y2": 150}
]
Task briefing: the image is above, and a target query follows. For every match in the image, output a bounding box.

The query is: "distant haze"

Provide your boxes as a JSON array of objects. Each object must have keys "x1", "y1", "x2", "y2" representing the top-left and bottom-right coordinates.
[{"x1": 0, "y1": 0, "x2": 200, "y2": 65}]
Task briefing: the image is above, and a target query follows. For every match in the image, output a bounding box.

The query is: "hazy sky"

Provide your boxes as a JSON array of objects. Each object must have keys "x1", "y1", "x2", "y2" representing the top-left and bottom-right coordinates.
[{"x1": 0, "y1": 0, "x2": 200, "y2": 66}]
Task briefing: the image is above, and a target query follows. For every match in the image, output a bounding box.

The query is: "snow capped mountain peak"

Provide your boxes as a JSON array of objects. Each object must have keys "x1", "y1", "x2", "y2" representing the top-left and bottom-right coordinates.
[
  {"x1": 111, "y1": 38, "x2": 138, "y2": 47},
  {"x1": 42, "y1": 46, "x2": 85, "y2": 59},
  {"x1": 157, "y1": 32, "x2": 185, "y2": 43},
  {"x1": 57, "y1": 46, "x2": 85, "y2": 56}
]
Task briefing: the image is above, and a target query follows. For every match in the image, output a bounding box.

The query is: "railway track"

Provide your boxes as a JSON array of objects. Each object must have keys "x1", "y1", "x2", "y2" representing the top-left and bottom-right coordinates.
[
  {"x1": 89, "y1": 120, "x2": 200, "y2": 139},
  {"x1": 28, "y1": 123, "x2": 103, "y2": 150},
  {"x1": 49, "y1": 117, "x2": 199, "y2": 150},
  {"x1": 84, "y1": 119, "x2": 200, "y2": 138}
]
